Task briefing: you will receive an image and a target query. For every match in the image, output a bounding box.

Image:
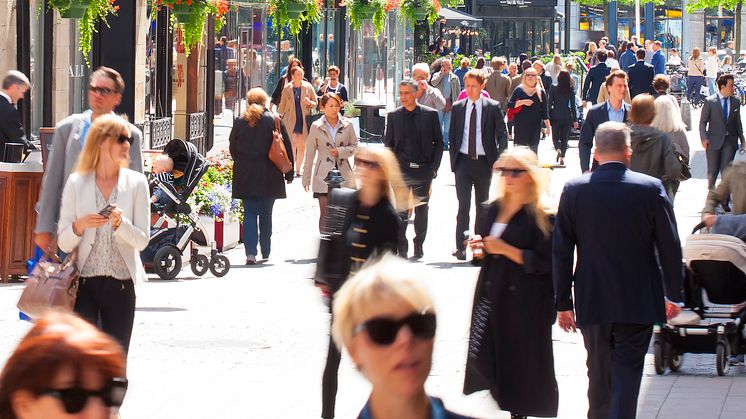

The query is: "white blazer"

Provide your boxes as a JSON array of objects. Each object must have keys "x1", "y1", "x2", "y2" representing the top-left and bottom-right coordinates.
[{"x1": 58, "y1": 168, "x2": 150, "y2": 284}]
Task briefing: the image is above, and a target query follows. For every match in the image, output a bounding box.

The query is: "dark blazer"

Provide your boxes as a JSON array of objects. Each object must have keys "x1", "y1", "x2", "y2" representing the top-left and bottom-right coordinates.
[
  {"x1": 627, "y1": 61, "x2": 655, "y2": 98},
  {"x1": 547, "y1": 88, "x2": 577, "y2": 121},
  {"x1": 552, "y1": 162, "x2": 684, "y2": 326},
  {"x1": 383, "y1": 104, "x2": 444, "y2": 172},
  {"x1": 579, "y1": 101, "x2": 630, "y2": 149},
  {"x1": 229, "y1": 110, "x2": 294, "y2": 199},
  {"x1": 582, "y1": 64, "x2": 611, "y2": 103},
  {"x1": 448, "y1": 97, "x2": 508, "y2": 172},
  {"x1": 0, "y1": 95, "x2": 30, "y2": 157},
  {"x1": 699, "y1": 94, "x2": 745, "y2": 150}
]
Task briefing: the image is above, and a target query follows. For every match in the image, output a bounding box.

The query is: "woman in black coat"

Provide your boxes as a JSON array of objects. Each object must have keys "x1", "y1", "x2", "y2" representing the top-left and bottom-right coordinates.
[
  {"x1": 507, "y1": 67, "x2": 550, "y2": 154},
  {"x1": 548, "y1": 70, "x2": 578, "y2": 166},
  {"x1": 229, "y1": 87, "x2": 294, "y2": 265},
  {"x1": 464, "y1": 148, "x2": 558, "y2": 419}
]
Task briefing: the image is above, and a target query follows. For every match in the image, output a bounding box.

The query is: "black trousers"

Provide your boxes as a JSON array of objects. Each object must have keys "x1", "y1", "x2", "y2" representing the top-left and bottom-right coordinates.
[
  {"x1": 580, "y1": 323, "x2": 653, "y2": 419},
  {"x1": 551, "y1": 118, "x2": 572, "y2": 157},
  {"x1": 454, "y1": 155, "x2": 491, "y2": 251},
  {"x1": 74, "y1": 276, "x2": 136, "y2": 353},
  {"x1": 398, "y1": 166, "x2": 434, "y2": 255},
  {"x1": 321, "y1": 304, "x2": 341, "y2": 419},
  {"x1": 705, "y1": 138, "x2": 738, "y2": 191}
]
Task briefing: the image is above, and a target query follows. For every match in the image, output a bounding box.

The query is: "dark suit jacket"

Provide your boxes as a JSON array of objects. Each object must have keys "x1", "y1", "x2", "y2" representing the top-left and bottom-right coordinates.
[
  {"x1": 552, "y1": 162, "x2": 684, "y2": 326},
  {"x1": 627, "y1": 61, "x2": 655, "y2": 98},
  {"x1": 448, "y1": 97, "x2": 508, "y2": 172},
  {"x1": 229, "y1": 110, "x2": 294, "y2": 199},
  {"x1": 578, "y1": 102, "x2": 630, "y2": 148},
  {"x1": 383, "y1": 104, "x2": 444, "y2": 172},
  {"x1": 0, "y1": 95, "x2": 29, "y2": 157},
  {"x1": 582, "y1": 64, "x2": 611, "y2": 103}
]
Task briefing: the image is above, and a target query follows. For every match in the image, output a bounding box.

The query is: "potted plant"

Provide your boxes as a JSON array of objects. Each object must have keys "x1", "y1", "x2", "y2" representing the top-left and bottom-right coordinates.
[
  {"x1": 46, "y1": 0, "x2": 119, "y2": 66},
  {"x1": 151, "y1": 0, "x2": 230, "y2": 53},
  {"x1": 343, "y1": 0, "x2": 388, "y2": 35},
  {"x1": 187, "y1": 151, "x2": 243, "y2": 251},
  {"x1": 269, "y1": 0, "x2": 323, "y2": 35},
  {"x1": 343, "y1": 102, "x2": 362, "y2": 139},
  {"x1": 399, "y1": 0, "x2": 461, "y2": 24}
]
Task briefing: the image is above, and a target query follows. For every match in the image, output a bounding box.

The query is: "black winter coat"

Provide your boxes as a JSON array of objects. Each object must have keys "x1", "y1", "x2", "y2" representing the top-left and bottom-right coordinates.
[{"x1": 229, "y1": 110, "x2": 294, "y2": 199}]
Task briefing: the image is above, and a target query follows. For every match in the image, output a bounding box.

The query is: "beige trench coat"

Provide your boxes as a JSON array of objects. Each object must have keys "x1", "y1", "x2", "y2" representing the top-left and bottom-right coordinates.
[
  {"x1": 302, "y1": 116, "x2": 358, "y2": 193},
  {"x1": 278, "y1": 80, "x2": 317, "y2": 137}
]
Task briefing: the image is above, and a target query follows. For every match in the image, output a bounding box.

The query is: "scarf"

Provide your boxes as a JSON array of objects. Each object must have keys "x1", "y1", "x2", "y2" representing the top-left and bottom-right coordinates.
[{"x1": 519, "y1": 83, "x2": 543, "y2": 102}]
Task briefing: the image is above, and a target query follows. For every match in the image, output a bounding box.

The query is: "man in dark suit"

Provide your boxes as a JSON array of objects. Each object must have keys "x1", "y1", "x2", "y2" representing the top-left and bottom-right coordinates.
[
  {"x1": 582, "y1": 51, "x2": 610, "y2": 106},
  {"x1": 579, "y1": 70, "x2": 630, "y2": 172},
  {"x1": 448, "y1": 70, "x2": 508, "y2": 260},
  {"x1": 553, "y1": 121, "x2": 684, "y2": 419},
  {"x1": 699, "y1": 74, "x2": 746, "y2": 210},
  {"x1": 627, "y1": 49, "x2": 655, "y2": 98},
  {"x1": 384, "y1": 79, "x2": 444, "y2": 258},
  {"x1": 0, "y1": 71, "x2": 33, "y2": 160}
]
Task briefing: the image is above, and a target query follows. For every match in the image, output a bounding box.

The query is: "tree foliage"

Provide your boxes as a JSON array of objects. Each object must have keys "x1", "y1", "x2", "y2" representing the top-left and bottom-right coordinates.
[{"x1": 687, "y1": 0, "x2": 741, "y2": 13}]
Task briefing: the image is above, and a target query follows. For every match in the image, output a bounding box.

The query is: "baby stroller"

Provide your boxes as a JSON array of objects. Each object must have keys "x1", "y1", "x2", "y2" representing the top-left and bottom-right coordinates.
[
  {"x1": 653, "y1": 222, "x2": 746, "y2": 375},
  {"x1": 568, "y1": 95, "x2": 584, "y2": 142},
  {"x1": 140, "y1": 139, "x2": 231, "y2": 280}
]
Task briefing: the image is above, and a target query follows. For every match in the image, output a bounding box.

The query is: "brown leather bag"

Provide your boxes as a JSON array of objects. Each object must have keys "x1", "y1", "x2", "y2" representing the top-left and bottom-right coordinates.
[
  {"x1": 17, "y1": 251, "x2": 79, "y2": 318},
  {"x1": 269, "y1": 114, "x2": 293, "y2": 174}
]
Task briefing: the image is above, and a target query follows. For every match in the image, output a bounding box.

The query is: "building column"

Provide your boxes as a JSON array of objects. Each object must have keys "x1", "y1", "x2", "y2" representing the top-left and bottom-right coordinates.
[
  {"x1": 608, "y1": 1, "x2": 618, "y2": 46},
  {"x1": 644, "y1": 2, "x2": 655, "y2": 42}
]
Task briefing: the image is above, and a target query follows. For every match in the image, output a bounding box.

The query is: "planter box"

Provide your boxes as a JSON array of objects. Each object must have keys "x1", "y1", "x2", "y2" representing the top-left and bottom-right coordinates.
[{"x1": 198, "y1": 213, "x2": 240, "y2": 252}]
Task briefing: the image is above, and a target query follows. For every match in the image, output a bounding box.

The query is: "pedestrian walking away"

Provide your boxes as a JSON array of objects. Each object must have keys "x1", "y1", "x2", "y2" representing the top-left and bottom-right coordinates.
[
  {"x1": 278, "y1": 66, "x2": 317, "y2": 177},
  {"x1": 464, "y1": 149, "x2": 558, "y2": 419},
  {"x1": 384, "y1": 79, "x2": 444, "y2": 258},
  {"x1": 229, "y1": 88, "x2": 294, "y2": 265},
  {"x1": 484, "y1": 57, "x2": 512, "y2": 113},
  {"x1": 650, "y1": 95, "x2": 691, "y2": 199},
  {"x1": 687, "y1": 48, "x2": 706, "y2": 104},
  {"x1": 548, "y1": 70, "x2": 578, "y2": 166},
  {"x1": 315, "y1": 147, "x2": 407, "y2": 419},
  {"x1": 449, "y1": 70, "x2": 508, "y2": 261},
  {"x1": 553, "y1": 121, "x2": 684, "y2": 419},
  {"x1": 627, "y1": 49, "x2": 655, "y2": 99},
  {"x1": 303, "y1": 92, "x2": 357, "y2": 231},
  {"x1": 579, "y1": 70, "x2": 630, "y2": 172},
  {"x1": 35, "y1": 66, "x2": 143, "y2": 257},
  {"x1": 57, "y1": 114, "x2": 150, "y2": 354},
  {"x1": 582, "y1": 51, "x2": 611, "y2": 106},
  {"x1": 507, "y1": 67, "x2": 550, "y2": 155}
]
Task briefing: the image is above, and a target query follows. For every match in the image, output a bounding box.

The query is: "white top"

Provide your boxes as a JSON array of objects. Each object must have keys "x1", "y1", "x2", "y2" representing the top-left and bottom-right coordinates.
[
  {"x1": 606, "y1": 58, "x2": 620, "y2": 70},
  {"x1": 667, "y1": 55, "x2": 682, "y2": 66},
  {"x1": 490, "y1": 222, "x2": 508, "y2": 238},
  {"x1": 705, "y1": 56, "x2": 719, "y2": 78},
  {"x1": 80, "y1": 187, "x2": 130, "y2": 280},
  {"x1": 459, "y1": 98, "x2": 485, "y2": 156}
]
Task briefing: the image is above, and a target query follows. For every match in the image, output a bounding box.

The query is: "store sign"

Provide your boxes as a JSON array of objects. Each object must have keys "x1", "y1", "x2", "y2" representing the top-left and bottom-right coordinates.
[{"x1": 497, "y1": 0, "x2": 557, "y2": 6}]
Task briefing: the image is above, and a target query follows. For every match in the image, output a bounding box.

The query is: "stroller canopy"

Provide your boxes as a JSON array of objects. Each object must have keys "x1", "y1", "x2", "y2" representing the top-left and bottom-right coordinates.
[{"x1": 162, "y1": 139, "x2": 208, "y2": 201}]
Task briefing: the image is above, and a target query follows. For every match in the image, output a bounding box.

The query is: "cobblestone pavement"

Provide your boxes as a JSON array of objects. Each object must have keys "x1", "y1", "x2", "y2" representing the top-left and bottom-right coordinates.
[{"x1": 1, "y1": 107, "x2": 745, "y2": 418}]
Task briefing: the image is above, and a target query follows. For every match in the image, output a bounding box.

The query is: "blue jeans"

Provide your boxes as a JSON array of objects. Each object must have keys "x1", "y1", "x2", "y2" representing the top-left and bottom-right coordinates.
[
  {"x1": 243, "y1": 197, "x2": 275, "y2": 257},
  {"x1": 438, "y1": 110, "x2": 452, "y2": 149},
  {"x1": 687, "y1": 76, "x2": 705, "y2": 103},
  {"x1": 707, "y1": 77, "x2": 717, "y2": 95}
]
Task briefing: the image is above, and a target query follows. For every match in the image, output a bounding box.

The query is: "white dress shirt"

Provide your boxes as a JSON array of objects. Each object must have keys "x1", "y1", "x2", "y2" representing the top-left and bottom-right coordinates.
[{"x1": 460, "y1": 98, "x2": 486, "y2": 156}]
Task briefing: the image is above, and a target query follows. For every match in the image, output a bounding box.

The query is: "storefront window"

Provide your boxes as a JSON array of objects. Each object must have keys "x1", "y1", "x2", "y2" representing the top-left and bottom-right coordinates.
[
  {"x1": 579, "y1": 5, "x2": 604, "y2": 32},
  {"x1": 704, "y1": 8, "x2": 734, "y2": 49},
  {"x1": 28, "y1": 0, "x2": 45, "y2": 139},
  {"x1": 68, "y1": 21, "x2": 90, "y2": 115},
  {"x1": 654, "y1": 2, "x2": 682, "y2": 54}
]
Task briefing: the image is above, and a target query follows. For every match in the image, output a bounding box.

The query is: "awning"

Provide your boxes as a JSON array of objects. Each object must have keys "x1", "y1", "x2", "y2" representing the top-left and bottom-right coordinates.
[{"x1": 438, "y1": 7, "x2": 482, "y2": 28}]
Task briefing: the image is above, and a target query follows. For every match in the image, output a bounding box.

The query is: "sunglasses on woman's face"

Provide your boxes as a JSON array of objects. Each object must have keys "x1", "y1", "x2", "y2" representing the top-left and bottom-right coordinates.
[
  {"x1": 116, "y1": 135, "x2": 133, "y2": 145},
  {"x1": 496, "y1": 168, "x2": 528, "y2": 178},
  {"x1": 354, "y1": 158, "x2": 381, "y2": 170},
  {"x1": 42, "y1": 377, "x2": 128, "y2": 414},
  {"x1": 354, "y1": 312, "x2": 436, "y2": 346}
]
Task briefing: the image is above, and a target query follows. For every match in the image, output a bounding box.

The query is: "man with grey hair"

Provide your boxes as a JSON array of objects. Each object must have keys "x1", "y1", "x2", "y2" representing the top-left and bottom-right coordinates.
[
  {"x1": 0, "y1": 70, "x2": 34, "y2": 158},
  {"x1": 411, "y1": 63, "x2": 445, "y2": 111},
  {"x1": 553, "y1": 120, "x2": 683, "y2": 419}
]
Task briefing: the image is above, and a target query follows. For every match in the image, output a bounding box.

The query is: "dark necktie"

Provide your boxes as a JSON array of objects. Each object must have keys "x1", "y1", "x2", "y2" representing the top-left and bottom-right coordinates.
[
  {"x1": 723, "y1": 98, "x2": 728, "y2": 121},
  {"x1": 468, "y1": 103, "x2": 477, "y2": 159}
]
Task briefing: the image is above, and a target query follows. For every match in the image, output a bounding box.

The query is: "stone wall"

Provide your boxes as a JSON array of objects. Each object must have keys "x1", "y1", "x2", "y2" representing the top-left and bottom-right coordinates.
[{"x1": 0, "y1": 1, "x2": 17, "y2": 76}]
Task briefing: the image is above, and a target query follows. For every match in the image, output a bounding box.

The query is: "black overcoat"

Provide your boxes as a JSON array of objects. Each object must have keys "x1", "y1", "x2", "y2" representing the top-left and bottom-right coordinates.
[
  {"x1": 229, "y1": 109, "x2": 294, "y2": 199},
  {"x1": 464, "y1": 202, "x2": 558, "y2": 418}
]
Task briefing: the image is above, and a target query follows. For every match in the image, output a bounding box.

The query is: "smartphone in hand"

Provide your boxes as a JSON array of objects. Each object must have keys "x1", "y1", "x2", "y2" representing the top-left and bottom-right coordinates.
[{"x1": 98, "y1": 204, "x2": 115, "y2": 218}]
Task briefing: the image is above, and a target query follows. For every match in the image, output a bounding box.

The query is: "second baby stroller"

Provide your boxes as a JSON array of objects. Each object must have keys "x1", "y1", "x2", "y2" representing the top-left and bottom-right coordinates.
[{"x1": 140, "y1": 139, "x2": 231, "y2": 280}]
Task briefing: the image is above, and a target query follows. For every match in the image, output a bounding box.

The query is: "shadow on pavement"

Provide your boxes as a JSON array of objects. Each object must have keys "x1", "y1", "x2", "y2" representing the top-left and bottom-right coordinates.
[
  {"x1": 136, "y1": 307, "x2": 187, "y2": 312},
  {"x1": 426, "y1": 261, "x2": 478, "y2": 269},
  {"x1": 283, "y1": 258, "x2": 318, "y2": 265}
]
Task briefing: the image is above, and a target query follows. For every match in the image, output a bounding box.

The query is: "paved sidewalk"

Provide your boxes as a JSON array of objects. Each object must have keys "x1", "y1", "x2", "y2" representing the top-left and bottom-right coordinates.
[{"x1": 0, "y1": 106, "x2": 745, "y2": 418}]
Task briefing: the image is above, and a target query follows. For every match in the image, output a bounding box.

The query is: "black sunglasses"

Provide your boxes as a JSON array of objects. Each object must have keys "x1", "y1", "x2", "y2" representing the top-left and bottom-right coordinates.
[
  {"x1": 88, "y1": 85, "x2": 116, "y2": 97},
  {"x1": 354, "y1": 158, "x2": 381, "y2": 169},
  {"x1": 116, "y1": 135, "x2": 133, "y2": 145},
  {"x1": 42, "y1": 377, "x2": 128, "y2": 414},
  {"x1": 354, "y1": 312, "x2": 436, "y2": 346},
  {"x1": 496, "y1": 168, "x2": 528, "y2": 178}
]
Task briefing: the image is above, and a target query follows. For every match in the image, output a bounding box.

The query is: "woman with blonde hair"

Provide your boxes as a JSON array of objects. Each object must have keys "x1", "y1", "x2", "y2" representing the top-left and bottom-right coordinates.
[
  {"x1": 331, "y1": 255, "x2": 474, "y2": 419},
  {"x1": 705, "y1": 47, "x2": 719, "y2": 95},
  {"x1": 464, "y1": 148, "x2": 558, "y2": 419},
  {"x1": 279, "y1": 66, "x2": 318, "y2": 177},
  {"x1": 587, "y1": 41, "x2": 599, "y2": 66},
  {"x1": 230, "y1": 87, "x2": 294, "y2": 265},
  {"x1": 544, "y1": 54, "x2": 563, "y2": 86},
  {"x1": 651, "y1": 95, "x2": 689, "y2": 197},
  {"x1": 507, "y1": 67, "x2": 551, "y2": 154},
  {"x1": 317, "y1": 146, "x2": 407, "y2": 419},
  {"x1": 57, "y1": 114, "x2": 150, "y2": 354}
]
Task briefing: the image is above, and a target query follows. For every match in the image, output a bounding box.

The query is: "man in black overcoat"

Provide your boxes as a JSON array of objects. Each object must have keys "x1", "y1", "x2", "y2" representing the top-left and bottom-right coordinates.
[{"x1": 0, "y1": 71, "x2": 33, "y2": 160}]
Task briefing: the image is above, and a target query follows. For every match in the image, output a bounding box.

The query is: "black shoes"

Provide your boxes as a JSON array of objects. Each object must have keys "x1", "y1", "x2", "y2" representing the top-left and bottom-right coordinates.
[
  {"x1": 413, "y1": 243, "x2": 424, "y2": 259},
  {"x1": 452, "y1": 249, "x2": 466, "y2": 260},
  {"x1": 723, "y1": 203, "x2": 732, "y2": 213}
]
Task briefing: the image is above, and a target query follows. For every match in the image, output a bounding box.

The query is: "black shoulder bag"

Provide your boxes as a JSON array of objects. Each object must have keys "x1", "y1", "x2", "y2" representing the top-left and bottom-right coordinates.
[{"x1": 314, "y1": 188, "x2": 358, "y2": 292}]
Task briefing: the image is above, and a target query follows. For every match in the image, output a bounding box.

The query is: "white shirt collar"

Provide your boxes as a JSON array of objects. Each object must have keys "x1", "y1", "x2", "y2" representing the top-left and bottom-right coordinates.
[
  {"x1": 0, "y1": 91, "x2": 13, "y2": 105},
  {"x1": 467, "y1": 97, "x2": 482, "y2": 108},
  {"x1": 717, "y1": 92, "x2": 730, "y2": 101}
]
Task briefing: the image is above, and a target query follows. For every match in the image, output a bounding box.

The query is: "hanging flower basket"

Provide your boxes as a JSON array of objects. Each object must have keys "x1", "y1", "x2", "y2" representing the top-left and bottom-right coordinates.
[
  {"x1": 170, "y1": 3, "x2": 193, "y2": 22},
  {"x1": 269, "y1": 0, "x2": 323, "y2": 36},
  {"x1": 47, "y1": 0, "x2": 119, "y2": 66},
  {"x1": 151, "y1": 0, "x2": 230, "y2": 54},
  {"x1": 285, "y1": 1, "x2": 307, "y2": 19},
  {"x1": 346, "y1": 0, "x2": 387, "y2": 35},
  {"x1": 59, "y1": 0, "x2": 90, "y2": 18}
]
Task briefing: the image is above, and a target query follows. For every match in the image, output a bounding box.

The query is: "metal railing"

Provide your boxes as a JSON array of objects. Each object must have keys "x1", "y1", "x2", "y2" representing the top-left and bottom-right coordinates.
[
  {"x1": 187, "y1": 112, "x2": 207, "y2": 155},
  {"x1": 149, "y1": 117, "x2": 174, "y2": 150}
]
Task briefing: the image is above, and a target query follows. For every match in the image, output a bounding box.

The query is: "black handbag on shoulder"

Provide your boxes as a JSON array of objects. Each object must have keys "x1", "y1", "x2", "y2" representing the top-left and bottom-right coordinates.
[{"x1": 314, "y1": 188, "x2": 358, "y2": 292}]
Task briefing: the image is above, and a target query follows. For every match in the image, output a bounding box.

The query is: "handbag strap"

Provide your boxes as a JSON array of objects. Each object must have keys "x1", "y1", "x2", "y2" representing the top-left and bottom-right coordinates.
[{"x1": 273, "y1": 113, "x2": 282, "y2": 133}]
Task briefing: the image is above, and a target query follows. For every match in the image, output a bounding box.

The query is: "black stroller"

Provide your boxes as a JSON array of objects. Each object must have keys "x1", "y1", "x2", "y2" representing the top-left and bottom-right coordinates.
[
  {"x1": 653, "y1": 222, "x2": 746, "y2": 376},
  {"x1": 568, "y1": 94, "x2": 585, "y2": 142},
  {"x1": 141, "y1": 139, "x2": 231, "y2": 280}
]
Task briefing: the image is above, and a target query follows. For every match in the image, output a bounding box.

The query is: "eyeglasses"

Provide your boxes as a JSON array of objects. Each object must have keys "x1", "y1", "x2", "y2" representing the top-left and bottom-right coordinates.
[
  {"x1": 524, "y1": 74, "x2": 537, "y2": 78},
  {"x1": 354, "y1": 158, "x2": 381, "y2": 169},
  {"x1": 42, "y1": 377, "x2": 128, "y2": 414},
  {"x1": 116, "y1": 135, "x2": 133, "y2": 145},
  {"x1": 496, "y1": 168, "x2": 528, "y2": 178},
  {"x1": 89, "y1": 85, "x2": 116, "y2": 97},
  {"x1": 354, "y1": 312, "x2": 436, "y2": 346}
]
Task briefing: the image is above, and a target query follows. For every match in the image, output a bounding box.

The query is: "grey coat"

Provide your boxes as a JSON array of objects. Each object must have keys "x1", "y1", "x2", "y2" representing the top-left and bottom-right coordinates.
[
  {"x1": 699, "y1": 94, "x2": 745, "y2": 150},
  {"x1": 430, "y1": 71, "x2": 461, "y2": 109},
  {"x1": 35, "y1": 112, "x2": 143, "y2": 235}
]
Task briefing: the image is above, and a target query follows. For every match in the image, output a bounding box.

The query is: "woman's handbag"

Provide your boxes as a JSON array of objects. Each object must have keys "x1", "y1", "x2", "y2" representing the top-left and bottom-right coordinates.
[
  {"x1": 17, "y1": 251, "x2": 79, "y2": 318},
  {"x1": 269, "y1": 115, "x2": 293, "y2": 174},
  {"x1": 677, "y1": 152, "x2": 692, "y2": 181},
  {"x1": 315, "y1": 188, "x2": 357, "y2": 292}
]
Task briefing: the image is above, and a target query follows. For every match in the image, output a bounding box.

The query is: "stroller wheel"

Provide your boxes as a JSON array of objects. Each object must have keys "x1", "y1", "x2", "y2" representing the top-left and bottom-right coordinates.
[
  {"x1": 653, "y1": 340, "x2": 665, "y2": 375},
  {"x1": 210, "y1": 255, "x2": 231, "y2": 277},
  {"x1": 153, "y1": 246, "x2": 182, "y2": 280},
  {"x1": 668, "y1": 351, "x2": 684, "y2": 372},
  {"x1": 716, "y1": 341, "x2": 731, "y2": 376},
  {"x1": 191, "y1": 254, "x2": 209, "y2": 276}
]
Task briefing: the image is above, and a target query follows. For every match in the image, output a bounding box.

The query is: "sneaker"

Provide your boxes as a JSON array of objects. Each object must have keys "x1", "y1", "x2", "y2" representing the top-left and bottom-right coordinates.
[
  {"x1": 452, "y1": 249, "x2": 466, "y2": 260},
  {"x1": 246, "y1": 255, "x2": 256, "y2": 265}
]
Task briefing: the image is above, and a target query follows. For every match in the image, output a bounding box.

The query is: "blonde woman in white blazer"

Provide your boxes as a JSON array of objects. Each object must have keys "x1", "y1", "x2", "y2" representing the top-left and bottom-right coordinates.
[
  {"x1": 302, "y1": 93, "x2": 357, "y2": 230},
  {"x1": 57, "y1": 114, "x2": 150, "y2": 354}
]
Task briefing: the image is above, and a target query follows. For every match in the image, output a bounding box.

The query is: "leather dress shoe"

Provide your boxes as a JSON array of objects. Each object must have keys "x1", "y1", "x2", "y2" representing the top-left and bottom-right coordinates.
[
  {"x1": 452, "y1": 249, "x2": 466, "y2": 260},
  {"x1": 413, "y1": 243, "x2": 424, "y2": 258}
]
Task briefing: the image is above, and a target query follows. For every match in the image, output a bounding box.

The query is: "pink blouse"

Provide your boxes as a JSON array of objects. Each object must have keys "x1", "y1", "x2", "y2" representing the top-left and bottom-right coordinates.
[{"x1": 457, "y1": 89, "x2": 491, "y2": 101}]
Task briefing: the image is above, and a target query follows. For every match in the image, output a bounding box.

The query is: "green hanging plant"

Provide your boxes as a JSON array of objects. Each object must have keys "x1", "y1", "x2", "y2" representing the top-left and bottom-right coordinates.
[
  {"x1": 269, "y1": 0, "x2": 323, "y2": 36},
  {"x1": 345, "y1": 0, "x2": 387, "y2": 35},
  {"x1": 150, "y1": 0, "x2": 231, "y2": 54},
  {"x1": 47, "y1": 0, "x2": 120, "y2": 66},
  {"x1": 399, "y1": 0, "x2": 462, "y2": 25}
]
